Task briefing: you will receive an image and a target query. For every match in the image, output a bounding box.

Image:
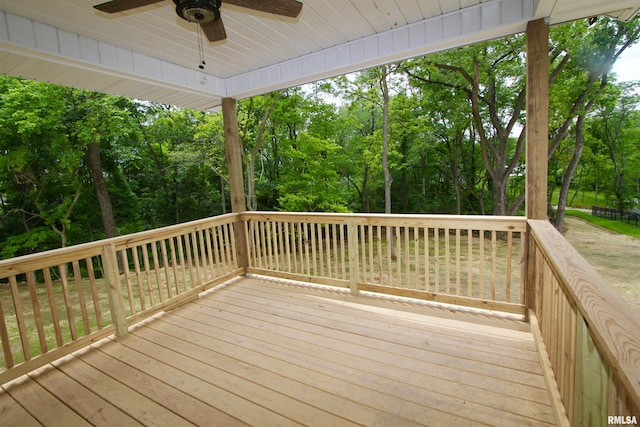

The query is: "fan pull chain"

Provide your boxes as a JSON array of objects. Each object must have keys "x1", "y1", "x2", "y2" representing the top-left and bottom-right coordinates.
[{"x1": 197, "y1": 25, "x2": 206, "y2": 70}]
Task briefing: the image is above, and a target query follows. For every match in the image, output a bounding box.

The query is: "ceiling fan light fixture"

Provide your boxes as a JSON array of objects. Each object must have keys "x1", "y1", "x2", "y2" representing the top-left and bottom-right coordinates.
[{"x1": 173, "y1": 0, "x2": 221, "y2": 23}]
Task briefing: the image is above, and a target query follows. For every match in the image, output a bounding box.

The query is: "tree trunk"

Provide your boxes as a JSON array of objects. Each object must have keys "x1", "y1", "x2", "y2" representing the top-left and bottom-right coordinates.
[
  {"x1": 380, "y1": 66, "x2": 395, "y2": 258},
  {"x1": 381, "y1": 66, "x2": 392, "y2": 215},
  {"x1": 555, "y1": 113, "x2": 585, "y2": 230},
  {"x1": 361, "y1": 164, "x2": 369, "y2": 212},
  {"x1": 87, "y1": 142, "x2": 118, "y2": 238},
  {"x1": 493, "y1": 178, "x2": 507, "y2": 216},
  {"x1": 247, "y1": 153, "x2": 257, "y2": 210},
  {"x1": 219, "y1": 174, "x2": 227, "y2": 214}
]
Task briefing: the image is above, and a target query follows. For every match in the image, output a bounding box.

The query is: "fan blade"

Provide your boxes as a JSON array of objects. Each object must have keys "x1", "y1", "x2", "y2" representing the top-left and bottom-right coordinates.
[
  {"x1": 201, "y1": 19, "x2": 227, "y2": 42},
  {"x1": 94, "y1": 0, "x2": 164, "y2": 14},
  {"x1": 223, "y1": 0, "x2": 303, "y2": 18}
]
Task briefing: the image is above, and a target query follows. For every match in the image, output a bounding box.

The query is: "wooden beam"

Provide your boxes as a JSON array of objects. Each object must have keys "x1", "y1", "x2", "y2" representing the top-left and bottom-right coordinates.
[
  {"x1": 222, "y1": 98, "x2": 248, "y2": 269},
  {"x1": 222, "y1": 97, "x2": 247, "y2": 213},
  {"x1": 525, "y1": 18, "x2": 549, "y2": 315},
  {"x1": 525, "y1": 18, "x2": 549, "y2": 220}
]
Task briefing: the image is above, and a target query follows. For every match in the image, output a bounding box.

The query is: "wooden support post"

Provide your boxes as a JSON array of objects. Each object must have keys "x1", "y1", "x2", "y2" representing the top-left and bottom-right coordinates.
[
  {"x1": 222, "y1": 97, "x2": 248, "y2": 269},
  {"x1": 525, "y1": 18, "x2": 549, "y2": 315},
  {"x1": 525, "y1": 18, "x2": 549, "y2": 220},
  {"x1": 103, "y1": 243, "x2": 127, "y2": 337}
]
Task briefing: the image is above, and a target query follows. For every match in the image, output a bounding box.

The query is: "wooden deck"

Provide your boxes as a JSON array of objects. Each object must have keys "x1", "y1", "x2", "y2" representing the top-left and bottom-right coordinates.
[{"x1": 0, "y1": 276, "x2": 556, "y2": 426}]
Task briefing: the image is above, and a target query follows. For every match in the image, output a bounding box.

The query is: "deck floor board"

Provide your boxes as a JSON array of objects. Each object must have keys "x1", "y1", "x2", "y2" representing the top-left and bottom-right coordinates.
[{"x1": 0, "y1": 276, "x2": 557, "y2": 426}]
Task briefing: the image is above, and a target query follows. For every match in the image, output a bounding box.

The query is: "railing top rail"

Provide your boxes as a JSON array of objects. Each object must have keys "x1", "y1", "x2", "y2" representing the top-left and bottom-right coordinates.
[
  {"x1": 112, "y1": 212, "x2": 238, "y2": 250},
  {"x1": 0, "y1": 213, "x2": 240, "y2": 279},
  {"x1": 528, "y1": 219, "x2": 640, "y2": 408},
  {"x1": 241, "y1": 211, "x2": 526, "y2": 231}
]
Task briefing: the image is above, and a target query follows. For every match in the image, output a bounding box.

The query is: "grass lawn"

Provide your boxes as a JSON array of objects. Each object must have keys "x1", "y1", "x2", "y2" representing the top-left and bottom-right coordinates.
[
  {"x1": 565, "y1": 209, "x2": 640, "y2": 239},
  {"x1": 552, "y1": 187, "x2": 618, "y2": 209}
]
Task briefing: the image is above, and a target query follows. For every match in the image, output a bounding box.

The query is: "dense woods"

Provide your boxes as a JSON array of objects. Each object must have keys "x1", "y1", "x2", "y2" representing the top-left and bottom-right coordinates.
[{"x1": 1, "y1": 17, "x2": 639, "y2": 259}]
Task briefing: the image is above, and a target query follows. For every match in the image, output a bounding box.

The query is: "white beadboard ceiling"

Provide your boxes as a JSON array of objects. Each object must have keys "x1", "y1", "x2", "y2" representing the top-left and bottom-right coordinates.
[{"x1": 1, "y1": 0, "x2": 639, "y2": 111}]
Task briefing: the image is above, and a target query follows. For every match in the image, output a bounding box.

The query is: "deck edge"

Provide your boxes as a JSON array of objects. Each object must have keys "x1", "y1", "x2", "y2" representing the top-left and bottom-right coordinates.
[{"x1": 529, "y1": 308, "x2": 571, "y2": 427}]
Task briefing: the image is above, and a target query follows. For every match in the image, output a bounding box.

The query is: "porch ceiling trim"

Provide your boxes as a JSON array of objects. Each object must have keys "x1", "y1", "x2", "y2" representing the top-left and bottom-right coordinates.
[
  {"x1": 0, "y1": 10, "x2": 226, "y2": 110},
  {"x1": 226, "y1": 0, "x2": 535, "y2": 100},
  {"x1": 1, "y1": 1, "x2": 537, "y2": 109},
  {"x1": 1, "y1": 0, "x2": 639, "y2": 110}
]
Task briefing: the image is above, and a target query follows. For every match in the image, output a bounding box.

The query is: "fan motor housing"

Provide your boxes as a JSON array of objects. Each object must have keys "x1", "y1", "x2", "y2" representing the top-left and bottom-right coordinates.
[{"x1": 174, "y1": 0, "x2": 221, "y2": 23}]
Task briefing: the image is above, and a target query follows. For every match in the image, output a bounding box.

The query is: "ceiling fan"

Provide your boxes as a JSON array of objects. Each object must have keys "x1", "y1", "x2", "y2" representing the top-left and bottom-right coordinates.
[{"x1": 93, "y1": 0, "x2": 303, "y2": 42}]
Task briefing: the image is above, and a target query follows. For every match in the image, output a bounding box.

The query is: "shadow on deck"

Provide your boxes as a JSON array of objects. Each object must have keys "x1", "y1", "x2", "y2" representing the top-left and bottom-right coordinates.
[{"x1": 0, "y1": 276, "x2": 555, "y2": 426}]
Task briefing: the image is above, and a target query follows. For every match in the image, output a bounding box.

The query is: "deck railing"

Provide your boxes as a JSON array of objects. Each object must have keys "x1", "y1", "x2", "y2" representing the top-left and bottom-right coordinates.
[
  {"x1": 0, "y1": 213, "x2": 241, "y2": 384},
  {"x1": 242, "y1": 212, "x2": 526, "y2": 314},
  {"x1": 1, "y1": 211, "x2": 639, "y2": 425},
  {"x1": 528, "y1": 219, "x2": 640, "y2": 425}
]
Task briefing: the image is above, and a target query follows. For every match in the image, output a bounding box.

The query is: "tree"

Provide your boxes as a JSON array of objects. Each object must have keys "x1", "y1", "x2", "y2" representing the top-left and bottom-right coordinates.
[
  {"x1": 549, "y1": 17, "x2": 640, "y2": 229},
  {"x1": 277, "y1": 133, "x2": 350, "y2": 212},
  {"x1": 238, "y1": 92, "x2": 282, "y2": 210},
  {"x1": 403, "y1": 37, "x2": 528, "y2": 216},
  {"x1": 0, "y1": 78, "x2": 84, "y2": 249},
  {"x1": 71, "y1": 92, "x2": 141, "y2": 238},
  {"x1": 588, "y1": 82, "x2": 640, "y2": 212}
]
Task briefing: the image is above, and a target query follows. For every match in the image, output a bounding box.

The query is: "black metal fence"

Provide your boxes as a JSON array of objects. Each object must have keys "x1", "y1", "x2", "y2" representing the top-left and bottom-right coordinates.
[{"x1": 591, "y1": 206, "x2": 640, "y2": 227}]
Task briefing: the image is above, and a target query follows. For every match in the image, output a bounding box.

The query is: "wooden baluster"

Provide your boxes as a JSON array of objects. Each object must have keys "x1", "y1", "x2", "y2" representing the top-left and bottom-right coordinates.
[
  {"x1": 413, "y1": 226, "x2": 419, "y2": 290},
  {"x1": 347, "y1": 219, "x2": 359, "y2": 295},
  {"x1": 434, "y1": 228, "x2": 440, "y2": 293},
  {"x1": 360, "y1": 225, "x2": 367, "y2": 284},
  {"x1": 339, "y1": 224, "x2": 346, "y2": 280},
  {"x1": 58, "y1": 264, "x2": 77, "y2": 341},
  {"x1": 43, "y1": 267, "x2": 63, "y2": 346},
  {"x1": 141, "y1": 244, "x2": 155, "y2": 306},
  {"x1": 505, "y1": 231, "x2": 513, "y2": 303},
  {"x1": 160, "y1": 239, "x2": 173, "y2": 298},
  {"x1": 169, "y1": 237, "x2": 181, "y2": 293},
  {"x1": 404, "y1": 226, "x2": 410, "y2": 289},
  {"x1": 130, "y1": 248, "x2": 146, "y2": 312},
  {"x1": 424, "y1": 227, "x2": 430, "y2": 292},
  {"x1": 9, "y1": 276, "x2": 30, "y2": 361},
  {"x1": 467, "y1": 229, "x2": 473, "y2": 298},
  {"x1": 455, "y1": 229, "x2": 461, "y2": 295},
  {"x1": 386, "y1": 226, "x2": 392, "y2": 287},
  {"x1": 284, "y1": 221, "x2": 292, "y2": 273},
  {"x1": 118, "y1": 250, "x2": 135, "y2": 314},
  {"x1": 395, "y1": 226, "x2": 401, "y2": 287},
  {"x1": 0, "y1": 294, "x2": 13, "y2": 368},
  {"x1": 332, "y1": 224, "x2": 339, "y2": 279},
  {"x1": 445, "y1": 228, "x2": 451, "y2": 294},
  {"x1": 190, "y1": 231, "x2": 202, "y2": 286},
  {"x1": 26, "y1": 271, "x2": 47, "y2": 354},
  {"x1": 150, "y1": 241, "x2": 163, "y2": 302},
  {"x1": 227, "y1": 222, "x2": 237, "y2": 271},
  {"x1": 325, "y1": 224, "x2": 332, "y2": 278},
  {"x1": 479, "y1": 230, "x2": 485, "y2": 299},
  {"x1": 491, "y1": 230, "x2": 497, "y2": 300},
  {"x1": 176, "y1": 235, "x2": 189, "y2": 291},
  {"x1": 71, "y1": 260, "x2": 91, "y2": 334}
]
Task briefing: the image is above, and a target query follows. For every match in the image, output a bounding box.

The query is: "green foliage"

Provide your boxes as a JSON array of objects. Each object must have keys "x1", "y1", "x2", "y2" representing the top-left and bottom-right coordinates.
[
  {"x1": 1, "y1": 17, "x2": 640, "y2": 258},
  {"x1": 0, "y1": 227, "x2": 59, "y2": 258},
  {"x1": 276, "y1": 133, "x2": 351, "y2": 212}
]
